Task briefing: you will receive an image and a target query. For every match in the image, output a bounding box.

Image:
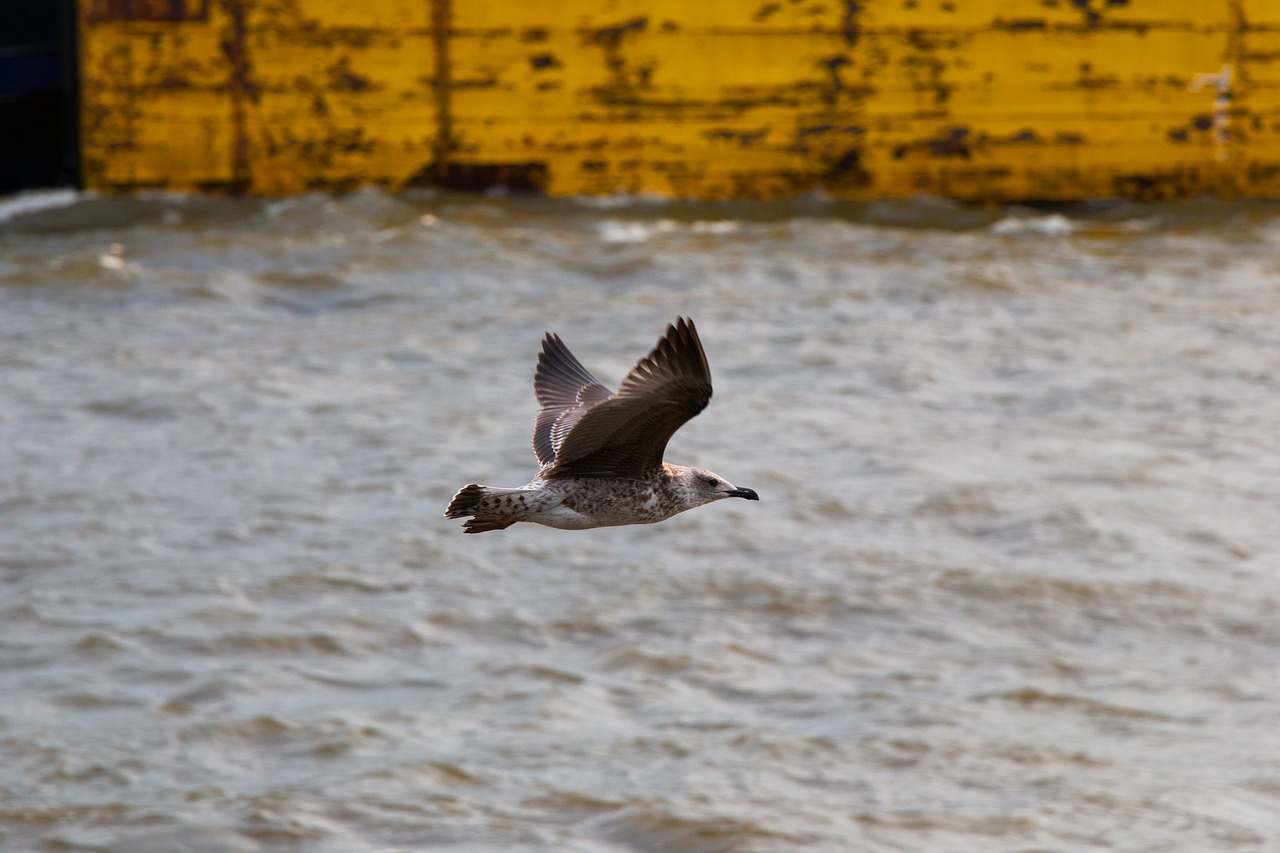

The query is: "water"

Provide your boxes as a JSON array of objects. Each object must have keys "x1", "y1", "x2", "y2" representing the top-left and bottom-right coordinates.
[{"x1": 2, "y1": 189, "x2": 1279, "y2": 852}]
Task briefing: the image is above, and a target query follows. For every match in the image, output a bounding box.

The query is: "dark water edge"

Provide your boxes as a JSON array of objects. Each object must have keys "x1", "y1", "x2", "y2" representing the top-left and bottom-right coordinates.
[{"x1": 5, "y1": 186, "x2": 1280, "y2": 236}]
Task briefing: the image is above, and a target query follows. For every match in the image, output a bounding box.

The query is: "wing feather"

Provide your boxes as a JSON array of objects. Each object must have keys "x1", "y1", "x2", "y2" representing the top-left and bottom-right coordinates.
[
  {"x1": 532, "y1": 333, "x2": 612, "y2": 467},
  {"x1": 541, "y1": 317, "x2": 713, "y2": 480}
]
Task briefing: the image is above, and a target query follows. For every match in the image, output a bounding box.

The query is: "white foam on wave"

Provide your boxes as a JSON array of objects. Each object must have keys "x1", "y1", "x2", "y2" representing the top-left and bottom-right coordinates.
[
  {"x1": 597, "y1": 219, "x2": 678, "y2": 243},
  {"x1": 572, "y1": 192, "x2": 671, "y2": 210},
  {"x1": 0, "y1": 188, "x2": 84, "y2": 224},
  {"x1": 991, "y1": 213, "x2": 1076, "y2": 236},
  {"x1": 691, "y1": 220, "x2": 739, "y2": 235},
  {"x1": 597, "y1": 218, "x2": 740, "y2": 243}
]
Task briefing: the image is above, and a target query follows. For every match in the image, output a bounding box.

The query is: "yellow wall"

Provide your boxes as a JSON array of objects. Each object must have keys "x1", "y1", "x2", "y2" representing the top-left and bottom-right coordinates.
[{"x1": 80, "y1": 0, "x2": 1280, "y2": 200}]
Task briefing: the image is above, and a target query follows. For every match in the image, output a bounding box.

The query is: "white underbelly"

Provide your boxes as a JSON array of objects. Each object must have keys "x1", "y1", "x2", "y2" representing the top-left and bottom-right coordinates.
[{"x1": 526, "y1": 504, "x2": 600, "y2": 530}]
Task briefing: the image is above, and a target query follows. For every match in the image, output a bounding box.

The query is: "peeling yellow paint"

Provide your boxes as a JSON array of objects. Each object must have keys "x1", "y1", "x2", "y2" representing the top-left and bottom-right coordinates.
[{"x1": 79, "y1": 0, "x2": 1280, "y2": 200}]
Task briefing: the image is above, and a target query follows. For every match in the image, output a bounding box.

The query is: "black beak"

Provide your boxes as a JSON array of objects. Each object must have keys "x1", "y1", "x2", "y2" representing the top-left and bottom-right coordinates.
[{"x1": 726, "y1": 487, "x2": 759, "y2": 501}]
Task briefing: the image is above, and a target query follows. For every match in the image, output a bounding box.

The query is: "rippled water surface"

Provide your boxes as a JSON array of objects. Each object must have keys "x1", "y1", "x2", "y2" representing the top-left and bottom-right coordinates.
[{"x1": 2, "y1": 190, "x2": 1279, "y2": 852}]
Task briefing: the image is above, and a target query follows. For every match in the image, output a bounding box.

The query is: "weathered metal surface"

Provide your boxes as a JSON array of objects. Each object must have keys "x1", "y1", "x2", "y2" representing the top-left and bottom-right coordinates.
[
  {"x1": 87, "y1": 1, "x2": 211, "y2": 23},
  {"x1": 79, "y1": 0, "x2": 1280, "y2": 199},
  {"x1": 81, "y1": 0, "x2": 439, "y2": 193}
]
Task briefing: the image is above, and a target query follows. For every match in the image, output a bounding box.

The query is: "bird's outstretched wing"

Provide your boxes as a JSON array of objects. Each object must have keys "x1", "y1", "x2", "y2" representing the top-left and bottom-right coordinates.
[
  {"x1": 532, "y1": 332, "x2": 613, "y2": 468},
  {"x1": 537, "y1": 317, "x2": 712, "y2": 480}
]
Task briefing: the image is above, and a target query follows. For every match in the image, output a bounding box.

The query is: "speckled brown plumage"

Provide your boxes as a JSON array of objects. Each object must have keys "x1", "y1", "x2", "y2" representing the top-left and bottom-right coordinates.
[{"x1": 445, "y1": 318, "x2": 758, "y2": 533}]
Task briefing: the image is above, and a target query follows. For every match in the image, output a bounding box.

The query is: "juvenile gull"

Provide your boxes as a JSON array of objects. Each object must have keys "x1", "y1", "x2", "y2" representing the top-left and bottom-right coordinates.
[{"x1": 445, "y1": 317, "x2": 759, "y2": 533}]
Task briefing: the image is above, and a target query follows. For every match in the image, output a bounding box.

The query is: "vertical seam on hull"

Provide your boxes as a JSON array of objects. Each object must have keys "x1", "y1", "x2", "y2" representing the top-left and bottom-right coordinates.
[
  {"x1": 431, "y1": 0, "x2": 453, "y2": 181},
  {"x1": 221, "y1": 0, "x2": 253, "y2": 192}
]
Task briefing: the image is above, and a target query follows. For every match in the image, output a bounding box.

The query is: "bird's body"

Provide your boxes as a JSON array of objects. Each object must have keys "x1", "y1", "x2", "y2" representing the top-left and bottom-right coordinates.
[
  {"x1": 445, "y1": 318, "x2": 758, "y2": 533},
  {"x1": 449, "y1": 463, "x2": 738, "y2": 533}
]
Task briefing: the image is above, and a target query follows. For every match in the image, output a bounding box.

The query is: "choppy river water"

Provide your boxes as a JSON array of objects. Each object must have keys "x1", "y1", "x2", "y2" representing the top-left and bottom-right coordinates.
[{"x1": 1, "y1": 189, "x2": 1279, "y2": 852}]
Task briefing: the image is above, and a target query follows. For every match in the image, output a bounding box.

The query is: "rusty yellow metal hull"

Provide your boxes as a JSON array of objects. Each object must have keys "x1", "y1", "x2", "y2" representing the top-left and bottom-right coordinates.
[{"x1": 79, "y1": 0, "x2": 1280, "y2": 200}]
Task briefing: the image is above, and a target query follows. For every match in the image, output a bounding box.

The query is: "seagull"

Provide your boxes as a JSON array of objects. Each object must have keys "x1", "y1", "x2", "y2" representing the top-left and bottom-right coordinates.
[{"x1": 445, "y1": 317, "x2": 759, "y2": 533}]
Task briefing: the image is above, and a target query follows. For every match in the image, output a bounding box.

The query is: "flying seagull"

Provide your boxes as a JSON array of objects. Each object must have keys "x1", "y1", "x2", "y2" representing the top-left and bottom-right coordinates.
[{"x1": 445, "y1": 317, "x2": 759, "y2": 533}]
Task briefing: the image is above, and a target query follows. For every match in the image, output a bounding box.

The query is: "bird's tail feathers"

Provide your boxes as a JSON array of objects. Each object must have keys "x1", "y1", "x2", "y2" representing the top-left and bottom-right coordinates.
[
  {"x1": 444, "y1": 484, "x2": 535, "y2": 533},
  {"x1": 444, "y1": 483, "x2": 488, "y2": 518}
]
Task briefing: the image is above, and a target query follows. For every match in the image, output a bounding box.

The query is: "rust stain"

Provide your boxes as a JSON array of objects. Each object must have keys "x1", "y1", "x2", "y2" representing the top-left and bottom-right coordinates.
[
  {"x1": 81, "y1": 54, "x2": 135, "y2": 182},
  {"x1": 894, "y1": 127, "x2": 971, "y2": 159},
  {"x1": 1112, "y1": 169, "x2": 1203, "y2": 201},
  {"x1": 703, "y1": 127, "x2": 769, "y2": 146},
  {"x1": 817, "y1": 54, "x2": 851, "y2": 105},
  {"x1": 528, "y1": 53, "x2": 562, "y2": 71},
  {"x1": 841, "y1": 1, "x2": 861, "y2": 45},
  {"x1": 1248, "y1": 162, "x2": 1280, "y2": 183},
  {"x1": 325, "y1": 56, "x2": 374, "y2": 92},
  {"x1": 754, "y1": 3, "x2": 782, "y2": 24},
  {"x1": 1069, "y1": 0, "x2": 1102, "y2": 29},
  {"x1": 893, "y1": 126, "x2": 1095, "y2": 163},
  {"x1": 277, "y1": 25, "x2": 389, "y2": 50},
  {"x1": 581, "y1": 16, "x2": 653, "y2": 108},
  {"x1": 901, "y1": 52, "x2": 952, "y2": 107},
  {"x1": 996, "y1": 18, "x2": 1048, "y2": 31},
  {"x1": 453, "y1": 74, "x2": 499, "y2": 90},
  {"x1": 263, "y1": 127, "x2": 375, "y2": 169},
  {"x1": 581, "y1": 16, "x2": 649, "y2": 51},
  {"x1": 1075, "y1": 61, "x2": 1120, "y2": 89},
  {"x1": 88, "y1": 0, "x2": 210, "y2": 22},
  {"x1": 822, "y1": 147, "x2": 872, "y2": 189}
]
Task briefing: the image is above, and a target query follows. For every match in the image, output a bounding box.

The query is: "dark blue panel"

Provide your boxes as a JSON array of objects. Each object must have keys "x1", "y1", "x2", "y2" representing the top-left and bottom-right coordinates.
[{"x1": 0, "y1": 48, "x2": 61, "y2": 97}]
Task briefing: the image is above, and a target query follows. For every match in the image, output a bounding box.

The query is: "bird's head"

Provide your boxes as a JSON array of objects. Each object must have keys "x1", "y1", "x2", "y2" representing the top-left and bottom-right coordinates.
[{"x1": 671, "y1": 465, "x2": 760, "y2": 508}]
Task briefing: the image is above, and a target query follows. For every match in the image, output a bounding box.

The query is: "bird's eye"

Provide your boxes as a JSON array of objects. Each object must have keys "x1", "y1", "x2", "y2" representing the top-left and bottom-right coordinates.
[{"x1": 703, "y1": 476, "x2": 720, "y2": 487}]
